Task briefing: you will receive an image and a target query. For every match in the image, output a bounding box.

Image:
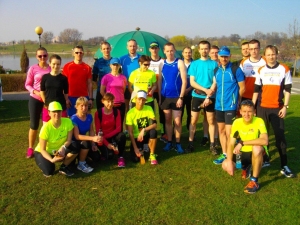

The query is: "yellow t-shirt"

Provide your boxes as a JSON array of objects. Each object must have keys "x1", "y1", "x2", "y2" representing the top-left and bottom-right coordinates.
[
  {"x1": 230, "y1": 117, "x2": 267, "y2": 152},
  {"x1": 35, "y1": 118, "x2": 74, "y2": 154},
  {"x1": 126, "y1": 105, "x2": 155, "y2": 138},
  {"x1": 128, "y1": 69, "x2": 156, "y2": 103}
]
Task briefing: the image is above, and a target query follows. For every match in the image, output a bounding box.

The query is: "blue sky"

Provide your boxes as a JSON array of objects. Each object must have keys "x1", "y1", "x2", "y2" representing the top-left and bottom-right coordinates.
[{"x1": 0, "y1": 0, "x2": 299, "y2": 42}]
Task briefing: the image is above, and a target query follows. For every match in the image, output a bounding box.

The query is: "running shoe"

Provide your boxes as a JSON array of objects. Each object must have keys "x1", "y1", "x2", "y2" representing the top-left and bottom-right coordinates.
[
  {"x1": 242, "y1": 165, "x2": 252, "y2": 179},
  {"x1": 185, "y1": 144, "x2": 194, "y2": 153},
  {"x1": 209, "y1": 145, "x2": 218, "y2": 155},
  {"x1": 280, "y1": 166, "x2": 295, "y2": 178},
  {"x1": 149, "y1": 153, "x2": 158, "y2": 165},
  {"x1": 26, "y1": 148, "x2": 34, "y2": 158},
  {"x1": 160, "y1": 134, "x2": 168, "y2": 143},
  {"x1": 59, "y1": 165, "x2": 74, "y2": 176},
  {"x1": 262, "y1": 161, "x2": 271, "y2": 168},
  {"x1": 201, "y1": 137, "x2": 209, "y2": 146},
  {"x1": 77, "y1": 162, "x2": 93, "y2": 173},
  {"x1": 163, "y1": 142, "x2": 173, "y2": 152},
  {"x1": 213, "y1": 154, "x2": 226, "y2": 165},
  {"x1": 214, "y1": 138, "x2": 221, "y2": 149},
  {"x1": 176, "y1": 143, "x2": 185, "y2": 154},
  {"x1": 244, "y1": 180, "x2": 259, "y2": 194},
  {"x1": 118, "y1": 157, "x2": 126, "y2": 167}
]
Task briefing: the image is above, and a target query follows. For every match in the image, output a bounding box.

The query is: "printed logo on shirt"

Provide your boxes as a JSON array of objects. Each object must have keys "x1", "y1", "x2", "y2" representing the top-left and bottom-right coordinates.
[{"x1": 137, "y1": 117, "x2": 149, "y2": 129}]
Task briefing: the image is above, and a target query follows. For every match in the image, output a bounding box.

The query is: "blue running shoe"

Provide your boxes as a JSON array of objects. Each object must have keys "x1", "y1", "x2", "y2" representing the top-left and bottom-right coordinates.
[
  {"x1": 163, "y1": 142, "x2": 173, "y2": 152},
  {"x1": 176, "y1": 143, "x2": 184, "y2": 154},
  {"x1": 213, "y1": 154, "x2": 226, "y2": 165}
]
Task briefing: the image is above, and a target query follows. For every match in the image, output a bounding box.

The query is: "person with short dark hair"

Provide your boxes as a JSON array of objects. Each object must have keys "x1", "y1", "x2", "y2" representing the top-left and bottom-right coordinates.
[
  {"x1": 63, "y1": 45, "x2": 93, "y2": 117},
  {"x1": 158, "y1": 42, "x2": 187, "y2": 153},
  {"x1": 34, "y1": 101, "x2": 79, "y2": 177},
  {"x1": 92, "y1": 41, "x2": 112, "y2": 109},
  {"x1": 222, "y1": 99, "x2": 268, "y2": 194},
  {"x1": 252, "y1": 45, "x2": 294, "y2": 178},
  {"x1": 25, "y1": 47, "x2": 51, "y2": 158},
  {"x1": 126, "y1": 90, "x2": 158, "y2": 164}
]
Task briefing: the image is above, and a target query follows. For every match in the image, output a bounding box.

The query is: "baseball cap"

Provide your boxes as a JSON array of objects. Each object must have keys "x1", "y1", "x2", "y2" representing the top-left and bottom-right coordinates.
[
  {"x1": 137, "y1": 90, "x2": 147, "y2": 99},
  {"x1": 218, "y1": 46, "x2": 230, "y2": 56},
  {"x1": 110, "y1": 57, "x2": 121, "y2": 65},
  {"x1": 149, "y1": 41, "x2": 159, "y2": 48},
  {"x1": 48, "y1": 101, "x2": 62, "y2": 111}
]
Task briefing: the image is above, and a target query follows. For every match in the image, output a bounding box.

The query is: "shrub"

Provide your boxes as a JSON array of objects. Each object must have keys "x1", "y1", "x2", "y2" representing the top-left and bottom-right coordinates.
[
  {"x1": 20, "y1": 45, "x2": 29, "y2": 73},
  {"x1": 0, "y1": 74, "x2": 27, "y2": 92}
]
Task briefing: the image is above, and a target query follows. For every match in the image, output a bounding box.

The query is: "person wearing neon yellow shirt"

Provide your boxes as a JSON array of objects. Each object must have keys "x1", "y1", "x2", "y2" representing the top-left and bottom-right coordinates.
[
  {"x1": 222, "y1": 100, "x2": 268, "y2": 194},
  {"x1": 34, "y1": 101, "x2": 80, "y2": 177}
]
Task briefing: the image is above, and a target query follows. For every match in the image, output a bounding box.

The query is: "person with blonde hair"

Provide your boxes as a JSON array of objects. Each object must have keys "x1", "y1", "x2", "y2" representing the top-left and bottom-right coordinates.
[{"x1": 71, "y1": 97, "x2": 101, "y2": 173}]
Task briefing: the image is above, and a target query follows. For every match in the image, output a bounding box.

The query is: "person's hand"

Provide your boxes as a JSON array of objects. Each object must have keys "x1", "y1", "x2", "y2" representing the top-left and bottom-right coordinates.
[
  {"x1": 233, "y1": 143, "x2": 242, "y2": 154},
  {"x1": 203, "y1": 98, "x2": 211, "y2": 107},
  {"x1": 66, "y1": 99, "x2": 71, "y2": 109},
  {"x1": 51, "y1": 155, "x2": 64, "y2": 163},
  {"x1": 92, "y1": 135, "x2": 101, "y2": 143},
  {"x1": 137, "y1": 129, "x2": 145, "y2": 142},
  {"x1": 58, "y1": 146, "x2": 66, "y2": 157},
  {"x1": 205, "y1": 89, "x2": 213, "y2": 96},
  {"x1": 107, "y1": 143, "x2": 115, "y2": 150},
  {"x1": 176, "y1": 98, "x2": 183, "y2": 108},
  {"x1": 222, "y1": 159, "x2": 235, "y2": 176},
  {"x1": 134, "y1": 147, "x2": 142, "y2": 157},
  {"x1": 34, "y1": 90, "x2": 41, "y2": 96},
  {"x1": 278, "y1": 107, "x2": 286, "y2": 118}
]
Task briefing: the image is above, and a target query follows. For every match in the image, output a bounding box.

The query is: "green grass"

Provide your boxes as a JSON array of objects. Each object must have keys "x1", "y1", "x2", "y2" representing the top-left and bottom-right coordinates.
[{"x1": 0, "y1": 97, "x2": 299, "y2": 225}]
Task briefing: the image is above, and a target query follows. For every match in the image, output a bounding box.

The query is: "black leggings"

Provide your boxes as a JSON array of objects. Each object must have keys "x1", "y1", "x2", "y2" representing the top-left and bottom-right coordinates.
[
  {"x1": 35, "y1": 142, "x2": 79, "y2": 176},
  {"x1": 181, "y1": 94, "x2": 192, "y2": 130},
  {"x1": 28, "y1": 96, "x2": 44, "y2": 130},
  {"x1": 98, "y1": 132, "x2": 127, "y2": 158},
  {"x1": 153, "y1": 92, "x2": 166, "y2": 133}
]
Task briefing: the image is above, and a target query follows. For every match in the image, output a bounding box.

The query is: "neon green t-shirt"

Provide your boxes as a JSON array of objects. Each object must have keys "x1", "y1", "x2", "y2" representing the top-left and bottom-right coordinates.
[
  {"x1": 35, "y1": 118, "x2": 74, "y2": 154},
  {"x1": 230, "y1": 117, "x2": 267, "y2": 152},
  {"x1": 126, "y1": 105, "x2": 155, "y2": 138},
  {"x1": 128, "y1": 69, "x2": 156, "y2": 103}
]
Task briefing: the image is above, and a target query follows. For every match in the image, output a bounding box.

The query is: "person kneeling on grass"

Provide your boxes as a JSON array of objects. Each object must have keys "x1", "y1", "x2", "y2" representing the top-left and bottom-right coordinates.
[
  {"x1": 126, "y1": 90, "x2": 158, "y2": 164},
  {"x1": 71, "y1": 97, "x2": 101, "y2": 173},
  {"x1": 222, "y1": 100, "x2": 268, "y2": 194},
  {"x1": 94, "y1": 93, "x2": 126, "y2": 167},
  {"x1": 34, "y1": 101, "x2": 79, "y2": 177}
]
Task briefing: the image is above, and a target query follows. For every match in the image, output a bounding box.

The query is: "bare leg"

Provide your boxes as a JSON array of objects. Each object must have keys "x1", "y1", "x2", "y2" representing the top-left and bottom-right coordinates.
[
  {"x1": 148, "y1": 138, "x2": 157, "y2": 154},
  {"x1": 252, "y1": 146, "x2": 263, "y2": 178},
  {"x1": 173, "y1": 110, "x2": 182, "y2": 142},
  {"x1": 189, "y1": 111, "x2": 200, "y2": 141},
  {"x1": 164, "y1": 109, "x2": 173, "y2": 141},
  {"x1": 206, "y1": 111, "x2": 215, "y2": 144}
]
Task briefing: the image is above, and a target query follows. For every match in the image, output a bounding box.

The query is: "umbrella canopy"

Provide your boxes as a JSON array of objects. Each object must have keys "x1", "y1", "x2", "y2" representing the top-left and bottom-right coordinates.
[{"x1": 94, "y1": 28, "x2": 181, "y2": 59}]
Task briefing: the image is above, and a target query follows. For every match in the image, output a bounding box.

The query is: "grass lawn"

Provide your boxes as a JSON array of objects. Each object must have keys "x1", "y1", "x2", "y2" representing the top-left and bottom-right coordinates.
[{"x1": 0, "y1": 96, "x2": 299, "y2": 225}]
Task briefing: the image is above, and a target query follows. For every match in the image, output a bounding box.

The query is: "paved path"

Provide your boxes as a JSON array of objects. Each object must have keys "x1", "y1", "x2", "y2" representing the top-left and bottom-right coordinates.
[{"x1": 1, "y1": 78, "x2": 300, "y2": 101}]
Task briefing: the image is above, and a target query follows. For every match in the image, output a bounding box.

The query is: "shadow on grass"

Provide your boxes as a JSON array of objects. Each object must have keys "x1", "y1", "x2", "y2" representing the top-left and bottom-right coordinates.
[{"x1": 0, "y1": 100, "x2": 30, "y2": 123}]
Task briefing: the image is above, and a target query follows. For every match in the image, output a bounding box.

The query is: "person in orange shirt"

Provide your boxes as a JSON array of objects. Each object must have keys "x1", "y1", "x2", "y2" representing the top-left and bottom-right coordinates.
[
  {"x1": 252, "y1": 45, "x2": 294, "y2": 178},
  {"x1": 63, "y1": 45, "x2": 93, "y2": 117},
  {"x1": 240, "y1": 39, "x2": 266, "y2": 101}
]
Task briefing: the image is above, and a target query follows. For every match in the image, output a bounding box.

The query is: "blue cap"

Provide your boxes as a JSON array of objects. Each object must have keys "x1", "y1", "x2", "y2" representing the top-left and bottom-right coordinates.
[
  {"x1": 218, "y1": 46, "x2": 230, "y2": 56},
  {"x1": 149, "y1": 41, "x2": 159, "y2": 48},
  {"x1": 110, "y1": 57, "x2": 121, "y2": 65}
]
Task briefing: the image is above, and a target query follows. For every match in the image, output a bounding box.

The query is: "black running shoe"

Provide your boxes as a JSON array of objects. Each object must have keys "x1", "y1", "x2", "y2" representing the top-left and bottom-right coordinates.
[
  {"x1": 59, "y1": 165, "x2": 74, "y2": 176},
  {"x1": 280, "y1": 166, "x2": 295, "y2": 178},
  {"x1": 201, "y1": 137, "x2": 209, "y2": 146},
  {"x1": 185, "y1": 144, "x2": 194, "y2": 153}
]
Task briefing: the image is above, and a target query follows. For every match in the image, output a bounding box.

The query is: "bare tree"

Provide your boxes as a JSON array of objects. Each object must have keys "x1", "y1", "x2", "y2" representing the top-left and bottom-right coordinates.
[
  {"x1": 84, "y1": 36, "x2": 105, "y2": 45},
  {"x1": 42, "y1": 31, "x2": 54, "y2": 44},
  {"x1": 59, "y1": 28, "x2": 82, "y2": 45}
]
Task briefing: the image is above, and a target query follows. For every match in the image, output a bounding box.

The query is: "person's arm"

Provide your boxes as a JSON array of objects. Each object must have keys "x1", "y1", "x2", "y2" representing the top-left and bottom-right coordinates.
[
  {"x1": 88, "y1": 78, "x2": 93, "y2": 100},
  {"x1": 103, "y1": 110, "x2": 122, "y2": 140},
  {"x1": 224, "y1": 137, "x2": 237, "y2": 176},
  {"x1": 157, "y1": 64, "x2": 162, "y2": 105},
  {"x1": 25, "y1": 67, "x2": 37, "y2": 95},
  {"x1": 40, "y1": 91, "x2": 46, "y2": 103},
  {"x1": 73, "y1": 125, "x2": 99, "y2": 142},
  {"x1": 100, "y1": 85, "x2": 106, "y2": 97},
  {"x1": 252, "y1": 85, "x2": 261, "y2": 105},
  {"x1": 178, "y1": 60, "x2": 187, "y2": 98},
  {"x1": 190, "y1": 76, "x2": 214, "y2": 96},
  {"x1": 63, "y1": 77, "x2": 70, "y2": 108},
  {"x1": 237, "y1": 81, "x2": 245, "y2": 104},
  {"x1": 238, "y1": 133, "x2": 268, "y2": 147},
  {"x1": 128, "y1": 124, "x2": 141, "y2": 158},
  {"x1": 278, "y1": 91, "x2": 291, "y2": 118},
  {"x1": 39, "y1": 138, "x2": 54, "y2": 162},
  {"x1": 92, "y1": 62, "x2": 98, "y2": 82}
]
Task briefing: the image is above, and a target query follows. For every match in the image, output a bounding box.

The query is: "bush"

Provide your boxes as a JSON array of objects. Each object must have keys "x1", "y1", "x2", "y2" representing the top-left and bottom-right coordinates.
[
  {"x1": 0, "y1": 74, "x2": 27, "y2": 92},
  {"x1": 20, "y1": 45, "x2": 29, "y2": 73}
]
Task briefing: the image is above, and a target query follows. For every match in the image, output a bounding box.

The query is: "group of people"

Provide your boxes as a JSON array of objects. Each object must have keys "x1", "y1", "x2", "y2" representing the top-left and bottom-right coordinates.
[{"x1": 25, "y1": 38, "x2": 294, "y2": 194}]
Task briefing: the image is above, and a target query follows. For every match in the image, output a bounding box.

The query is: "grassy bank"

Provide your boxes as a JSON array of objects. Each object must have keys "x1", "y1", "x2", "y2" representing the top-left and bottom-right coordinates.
[{"x1": 0, "y1": 96, "x2": 299, "y2": 224}]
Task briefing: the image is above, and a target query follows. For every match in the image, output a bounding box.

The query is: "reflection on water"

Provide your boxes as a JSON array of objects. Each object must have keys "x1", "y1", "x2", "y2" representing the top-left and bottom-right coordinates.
[{"x1": 0, "y1": 55, "x2": 95, "y2": 71}]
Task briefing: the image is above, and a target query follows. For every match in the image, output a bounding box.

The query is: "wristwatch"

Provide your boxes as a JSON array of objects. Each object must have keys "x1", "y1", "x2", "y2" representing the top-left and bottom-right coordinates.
[
  {"x1": 283, "y1": 105, "x2": 289, "y2": 109},
  {"x1": 239, "y1": 140, "x2": 244, "y2": 146},
  {"x1": 179, "y1": 97, "x2": 184, "y2": 100}
]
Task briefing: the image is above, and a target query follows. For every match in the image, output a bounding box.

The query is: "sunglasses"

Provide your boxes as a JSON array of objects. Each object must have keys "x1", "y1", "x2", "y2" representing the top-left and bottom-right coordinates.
[
  {"x1": 75, "y1": 52, "x2": 83, "y2": 55},
  {"x1": 51, "y1": 110, "x2": 62, "y2": 113},
  {"x1": 240, "y1": 100, "x2": 254, "y2": 107},
  {"x1": 38, "y1": 54, "x2": 48, "y2": 58},
  {"x1": 143, "y1": 64, "x2": 150, "y2": 66}
]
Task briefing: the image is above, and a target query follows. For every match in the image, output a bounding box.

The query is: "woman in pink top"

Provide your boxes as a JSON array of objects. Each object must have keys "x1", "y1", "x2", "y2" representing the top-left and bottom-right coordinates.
[
  {"x1": 100, "y1": 58, "x2": 127, "y2": 125},
  {"x1": 25, "y1": 47, "x2": 51, "y2": 158}
]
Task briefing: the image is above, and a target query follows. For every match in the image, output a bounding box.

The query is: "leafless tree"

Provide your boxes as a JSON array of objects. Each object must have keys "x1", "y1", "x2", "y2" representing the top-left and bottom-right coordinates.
[
  {"x1": 42, "y1": 31, "x2": 54, "y2": 44},
  {"x1": 59, "y1": 28, "x2": 82, "y2": 45}
]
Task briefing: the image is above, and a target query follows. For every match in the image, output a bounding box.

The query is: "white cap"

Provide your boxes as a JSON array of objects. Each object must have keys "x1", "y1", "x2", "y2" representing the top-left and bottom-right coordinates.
[{"x1": 137, "y1": 90, "x2": 147, "y2": 99}]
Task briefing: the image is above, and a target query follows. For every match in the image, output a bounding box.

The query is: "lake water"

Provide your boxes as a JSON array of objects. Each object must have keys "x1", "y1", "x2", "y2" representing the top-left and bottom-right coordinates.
[{"x1": 0, "y1": 55, "x2": 95, "y2": 71}]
